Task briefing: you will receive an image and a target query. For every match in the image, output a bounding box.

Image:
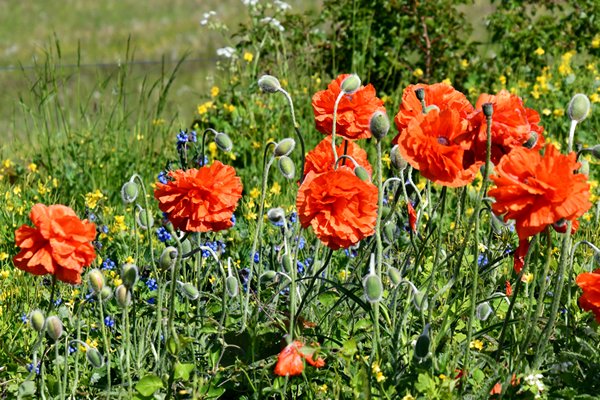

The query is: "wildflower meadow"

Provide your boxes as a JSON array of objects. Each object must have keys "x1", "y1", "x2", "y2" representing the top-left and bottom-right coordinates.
[{"x1": 1, "y1": 1, "x2": 600, "y2": 399}]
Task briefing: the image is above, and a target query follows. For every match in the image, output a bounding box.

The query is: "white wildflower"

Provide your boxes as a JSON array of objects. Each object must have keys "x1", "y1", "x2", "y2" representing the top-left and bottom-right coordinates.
[
  {"x1": 200, "y1": 11, "x2": 217, "y2": 26},
  {"x1": 216, "y1": 47, "x2": 237, "y2": 58},
  {"x1": 524, "y1": 373, "x2": 546, "y2": 397},
  {"x1": 260, "y1": 17, "x2": 285, "y2": 32},
  {"x1": 242, "y1": 0, "x2": 259, "y2": 6},
  {"x1": 273, "y1": 0, "x2": 291, "y2": 11}
]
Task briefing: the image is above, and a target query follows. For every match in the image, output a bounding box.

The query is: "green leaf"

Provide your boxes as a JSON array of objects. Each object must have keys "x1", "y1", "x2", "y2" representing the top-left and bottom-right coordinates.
[
  {"x1": 174, "y1": 362, "x2": 195, "y2": 381},
  {"x1": 342, "y1": 338, "x2": 358, "y2": 357},
  {"x1": 135, "y1": 374, "x2": 163, "y2": 397},
  {"x1": 17, "y1": 381, "x2": 36, "y2": 399},
  {"x1": 472, "y1": 368, "x2": 485, "y2": 384}
]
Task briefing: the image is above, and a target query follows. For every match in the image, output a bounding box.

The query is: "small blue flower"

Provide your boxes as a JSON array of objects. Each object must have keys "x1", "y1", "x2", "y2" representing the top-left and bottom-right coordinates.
[
  {"x1": 100, "y1": 225, "x2": 109, "y2": 234},
  {"x1": 27, "y1": 363, "x2": 40, "y2": 375},
  {"x1": 102, "y1": 258, "x2": 116, "y2": 270},
  {"x1": 253, "y1": 252, "x2": 260, "y2": 263},
  {"x1": 156, "y1": 227, "x2": 172, "y2": 242},
  {"x1": 158, "y1": 171, "x2": 169, "y2": 184},
  {"x1": 54, "y1": 298, "x2": 63, "y2": 306},
  {"x1": 296, "y1": 236, "x2": 306, "y2": 250},
  {"x1": 146, "y1": 278, "x2": 158, "y2": 291},
  {"x1": 93, "y1": 240, "x2": 103, "y2": 250},
  {"x1": 297, "y1": 261, "x2": 305, "y2": 274},
  {"x1": 88, "y1": 213, "x2": 97, "y2": 222},
  {"x1": 344, "y1": 248, "x2": 358, "y2": 258},
  {"x1": 189, "y1": 130, "x2": 197, "y2": 143},
  {"x1": 147, "y1": 297, "x2": 156, "y2": 305},
  {"x1": 477, "y1": 253, "x2": 488, "y2": 267},
  {"x1": 289, "y1": 212, "x2": 297, "y2": 224},
  {"x1": 177, "y1": 130, "x2": 189, "y2": 149},
  {"x1": 68, "y1": 346, "x2": 76, "y2": 354},
  {"x1": 230, "y1": 214, "x2": 236, "y2": 225},
  {"x1": 197, "y1": 155, "x2": 209, "y2": 167},
  {"x1": 21, "y1": 313, "x2": 28, "y2": 324},
  {"x1": 104, "y1": 316, "x2": 115, "y2": 329}
]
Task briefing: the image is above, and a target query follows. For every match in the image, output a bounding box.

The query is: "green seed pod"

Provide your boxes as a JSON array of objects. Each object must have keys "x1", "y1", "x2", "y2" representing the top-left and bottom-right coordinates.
[
  {"x1": 423, "y1": 105, "x2": 440, "y2": 114},
  {"x1": 159, "y1": 246, "x2": 178, "y2": 269},
  {"x1": 267, "y1": 207, "x2": 285, "y2": 225},
  {"x1": 274, "y1": 138, "x2": 296, "y2": 157},
  {"x1": 261, "y1": 270, "x2": 277, "y2": 280},
  {"x1": 180, "y1": 282, "x2": 199, "y2": 301},
  {"x1": 99, "y1": 286, "x2": 113, "y2": 302},
  {"x1": 88, "y1": 268, "x2": 105, "y2": 293},
  {"x1": 390, "y1": 145, "x2": 407, "y2": 171},
  {"x1": 30, "y1": 309, "x2": 45, "y2": 333},
  {"x1": 180, "y1": 238, "x2": 192, "y2": 258},
  {"x1": 369, "y1": 111, "x2": 390, "y2": 141},
  {"x1": 363, "y1": 274, "x2": 383, "y2": 303},
  {"x1": 413, "y1": 290, "x2": 428, "y2": 311},
  {"x1": 167, "y1": 336, "x2": 180, "y2": 356},
  {"x1": 387, "y1": 267, "x2": 402, "y2": 287},
  {"x1": 282, "y1": 254, "x2": 293, "y2": 274},
  {"x1": 86, "y1": 347, "x2": 104, "y2": 369},
  {"x1": 278, "y1": 156, "x2": 296, "y2": 180},
  {"x1": 214, "y1": 132, "x2": 233, "y2": 152},
  {"x1": 354, "y1": 166, "x2": 370, "y2": 182},
  {"x1": 383, "y1": 222, "x2": 395, "y2": 242},
  {"x1": 121, "y1": 263, "x2": 139, "y2": 288},
  {"x1": 579, "y1": 159, "x2": 590, "y2": 176},
  {"x1": 226, "y1": 275, "x2": 239, "y2": 297},
  {"x1": 120, "y1": 180, "x2": 139, "y2": 204},
  {"x1": 414, "y1": 324, "x2": 430, "y2": 361},
  {"x1": 341, "y1": 74, "x2": 361, "y2": 94},
  {"x1": 258, "y1": 75, "x2": 281, "y2": 93},
  {"x1": 482, "y1": 102, "x2": 494, "y2": 118},
  {"x1": 115, "y1": 285, "x2": 131, "y2": 308},
  {"x1": 136, "y1": 208, "x2": 154, "y2": 230},
  {"x1": 46, "y1": 316, "x2": 63, "y2": 341},
  {"x1": 476, "y1": 302, "x2": 493, "y2": 321},
  {"x1": 523, "y1": 131, "x2": 538, "y2": 149},
  {"x1": 568, "y1": 93, "x2": 591, "y2": 122}
]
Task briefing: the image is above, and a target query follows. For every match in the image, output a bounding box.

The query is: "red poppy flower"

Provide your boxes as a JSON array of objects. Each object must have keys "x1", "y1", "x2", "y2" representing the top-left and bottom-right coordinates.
[
  {"x1": 395, "y1": 107, "x2": 483, "y2": 187},
  {"x1": 505, "y1": 281, "x2": 513, "y2": 297},
  {"x1": 154, "y1": 161, "x2": 243, "y2": 232},
  {"x1": 468, "y1": 90, "x2": 545, "y2": 164},
  {"x1": 513, "y1": 239, "x2": 530, "y2": 274},
  {"x1": 576, "y1": 270, "x2": 600, "y2": 323},
  {"x1": 303, "y1": 135, "x2": 372, "y2": 177},
  {"x1": 489, "y1": 145, "x2": 591, "y2": 240},
  {"x1": 297, "y1": 168, "x2": 378, "y2": 250},
  {"x1": 274, "y1": 340, "x2": 325, "y2": 377},
  {"x1": 13, "y1": 204, "x2": 96, "y2": 285},
  {"x1": 312, "y1": 74, "x2": 385, "y2": 140},
  {"x1": 407, "y1": 202, "x2": 417, "y2": 232}
]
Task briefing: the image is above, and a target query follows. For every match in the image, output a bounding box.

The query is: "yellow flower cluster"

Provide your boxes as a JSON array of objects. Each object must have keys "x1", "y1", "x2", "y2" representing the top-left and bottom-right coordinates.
[
  {"x1": 85, "y1": 190, "x2": 105, "y2": 210},
  {"x1": 371, "y1": 362, "x2": 386, "y2": 383},
  {"x1": 197, "y1": 101, "x2": 215, "y2": 115},
  {"x1": 558, "y1": 50, "x2": 576, "y2": 76},
  {"x1": 111, "y1": 215, "x2": 127, "y2": 233}
]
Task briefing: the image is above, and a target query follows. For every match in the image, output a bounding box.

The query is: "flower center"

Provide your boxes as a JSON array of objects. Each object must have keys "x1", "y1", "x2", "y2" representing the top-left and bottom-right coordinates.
[{"x1": 437, "y1": 136, "x2": 450, "y2": 146}]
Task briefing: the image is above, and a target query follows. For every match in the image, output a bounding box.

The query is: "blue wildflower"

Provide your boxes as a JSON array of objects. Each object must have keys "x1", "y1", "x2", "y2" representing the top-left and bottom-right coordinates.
[
  {"x1": 156, "y1": 227, "x2": 172, "y2": 242},
  {"x1": 21, "y1": 313, "x2": 28, "y2": 324},
  {"x1": 147, "y1": 297, "x2": 156, "y2": 305},
  {"x1": 104, "y1": 316, "x2": 115, "y2": 329},
  {"x1": 146, "y1": 278, "x2": 158, "y2": 291},
  {"x1": 289, "y1": 212, "x2": 297, "y2": 224},
  {"x1": 253, "y1": 252, "x2": 260, "y2": 263},
  {"x1": 100, "y1": 225, "x2": 109, "y2": 234},
  {"x1": 158, "y1": 171, "x2": 169, "y2": 184},
  {"x1": 102, "y1": 258, "x2": 116, "y2": 270},
  {"x1": 27, "y1": 363, "x2": 40, "y2": 375},
  {"x1": 297, "y1": 261, "x2": 305, "y2": 274},
  {"x1": 54, "y1": 298, "x2": 63, "y2": 306},
  {"x1": 177, "y1": 130, "x2": 189, "y2": 150},
  {"x1": 230, "y1": 214, "x2": 236, "y2": 225}
]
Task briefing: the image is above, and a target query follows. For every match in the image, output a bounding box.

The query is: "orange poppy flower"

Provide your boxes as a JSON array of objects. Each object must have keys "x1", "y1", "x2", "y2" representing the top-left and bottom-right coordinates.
[
  {"x1": 407, "y1": 202, "x2": 417, "y2": 232},
  {"x1": 303, "y1": 135, "x2": 372, "y2": 177},
  {"x1": 154, "y1": 161, "x2": 243, "y2": 232},
  {"x1": 312, "y1": 74, "x2": 385, "y2": 140},
  {"x1": 489, "y1": 145, "x2": 591, "y2": 240},
  {"x1": 395, "y1": 107, "x2": 483, "y2": 187},
  {"x1": 513, "y1": 239, "x2": 530, "y2": 274},
  {"x1": 576, "y1": 270, "x2": 600, "y2": 322},
  {"x1": 505, "y1": 280, "x2": 513, "y2": 297},
  {"x1": 274, "y1": 340, "x2": 325, "y2": 377},
  {"x1": 468, "y1": 90, "x2": 545, "y2": 164},
  {"x1": 13, "y1": 204, "x2": 96, "y2": 285},
  {"x1": 297, "y1": 168, "x2": 378, "y2": 250}
]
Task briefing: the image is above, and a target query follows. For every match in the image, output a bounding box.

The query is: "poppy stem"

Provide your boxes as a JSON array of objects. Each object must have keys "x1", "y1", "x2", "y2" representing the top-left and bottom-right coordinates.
[
  {"x1": 331, "y1": 92, "x2": 345, "y2": 164},
  {"x1": 277, "y1": 87, "x2": 306, "y2": 183},
  {"x1": 567, "y1": 120, "x2": 577, "y2": 153}
]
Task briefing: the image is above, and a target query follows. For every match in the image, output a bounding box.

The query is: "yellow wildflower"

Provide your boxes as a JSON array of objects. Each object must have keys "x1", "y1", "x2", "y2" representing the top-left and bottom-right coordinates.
[
  {"x1": 85, "y1": 190, "x2": 105, "y2": 209},
  {"x1": 197, "y1": 101, "x2": 214, "y2": 115},
  {"x1": 592, "y1": 35, "x2": 600, "y2": 49},
  {"x1": 413, "y1": 68, "x2": 424, "y2": 78},
  {"x1": 112, "y1": 215, "x2": 127, "y2": 232},
  {"x1": 210, "y1": 86, "x2": 220, "y2": 98},
  {"x1": 12, "y1": 186, "x2": 21, "y2": 196},
  {"x1": 2, "y1": 159, "x2": 13, "y2": 169},
  {"x1": 243, "y1": 52, "x2": 254, "y2": 63},
  {"x1": 317, "y1": 384, "x2": 327, "y2": 393},
  {"x1": 270, "y1": 182, "x2": 281, "y2": 195},
  {"x1": 250, "y1": 187, "x2": 260, "y2": 199},
  {"x1": 542, "y1": 108, "x2": 552, "y2": 116},
  {"x1": 534, "y1": 47, "x2": 545, "y2": 56},
  {"x1": 338, "y1": 270, "x2": 349, "y2": 281},
  {"x1": 246, "y1": 211, "x2": 257, "y2": 221},
  {"x1": 402, "y1": 394, "x2": 416, "y2": 400},
  {"x1": 247, "y1": 200, "x2": 256, "y2": 209},
  {"x1": 442, "y1": 78, "x2": 452, "y2": 86},
  {"x1": 590, "y1": 93, "x2": 600, "y2": 103},
  {"x1": 113, "y1": 278, "x2": 123, "y2": 287},
  {"x1": 499, "y1": 75, "x2": 507, "y2": 86},
  {"x1": 27, "y1": 163, "x2": 38, "y2": 173},
  {"x1": 470, "y1": 339, "x2": 484, "y2": 351},
  {"x1": 125, "y1": 256, "x2": 135, "y2": 264},
  {"x1": 208, "y1": 142, "x2": 218, "y2": 158},
  {"x1": 152, "y1": 118, "x2": 165, "y2": 126},
  {"x1": 553, "y1": 108, "x2": 565, "y2": 118},
  {"x1": 223, "y1": 103, "x2": 235, "y2": 113},
  {"x1": 0, "y1": 270, "x2": 9, "y2": 279},
  {"x1": 460, "y1": 59, "x2": 469, "y2": 68},
  {"x1": 521, "y1": 272, "x2": 534, "y2": 284},
  {"x1": 252, "y1": 141, "x2": 262, "y2": 149},
  {"x1": 381, "y1": 153, "x2": 391, "y2": 169}
]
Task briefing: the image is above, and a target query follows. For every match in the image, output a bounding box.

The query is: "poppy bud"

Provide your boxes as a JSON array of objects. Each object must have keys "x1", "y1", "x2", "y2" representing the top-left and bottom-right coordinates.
[
  {"x1": 46, "y1": 316, "x2": 63, "y2": 341},
  {"x1": 363, "y1": 274, "x2": 383, "y2": 303},
  {"x1": 278, "y1": 156, "x2": 296, "y2": 179},
  {"x1": 261, "y1": 270, "x2": 277, "y2": 280},
  {"x1": 159, "y1": 246, "x2": 178, "y2": 269},
  {"x1": 591, "y1": 144, "x2": 600, "y2": 160},
  {"x1": 369, "y1": 111, "x2": 390, "y2": 141},
  {"x1": 120, "y1": 180, "x2": 139, "y2": 204},
  {"x1": 274, "y1": 138, "x2": 296, "y2": 157},
  {"x1": 387, "y1": 267, "x2": 402, "y2": 287},
  {"x1": 226, "y1": 275, "x2": 239, "y2": 297},
  {"x1": 30, "y1": 309, "x2": 45, "y2": 333},
  {"x1": 414, "y1": 323, "x2": 430, "y2": 361},
  {"x1": 99, "y1": 286, "x2": 113, "y2": 302},
  {"x1": 282, "y1": 254, "x2": 293, "y2": 274},
  {"x1": 121, "y1": 263, "x2": 139, "y2": 288},
  {"x1": 482, "y1": 102, "x2": 493, "y2": 118},
  {"x1": 167, "y1": 336, "x2": 180, "y2": 356},
  {"x1": 136, "y1": 207, "x2": 154, "y2": 230},
  {"x1": 341, "y1": 74, "x2": 361, "y2": 94},
  {"x1": 181, "y1": 238, "x2": 192, "y2": 258},
  {"x1": 86, "y1": 347, "x2": 104, "y2": 368},
  {"x1": 383, "y1": 222, "x2": 395, "y2": 242},
  {"x1": 523, "y1": 131, "x2": 538, "y2": 149},
  {"x1": 354, "y1": 166, "x2": 371, "y2": 182},
  {"x1": 258, "y1": 75, "x2": 281, "y2": 93},
  {"x1": 115, "y1": 285, "x2": 131, "y2": 308},
  {"x1": 267, "y1": 207, "x2": 286, "y2": 225},
  {"x1": 390, "y1": 145, "x2": 407, "y2": 171},
  {"x1": 476, "y1": 302, "x2": 493, "y2": 321},
  {"x1": 414, "y1": 88, "x2": 425, "y2": 102},
  {"x1": 214, "y1": 132, "x2": 233, "y2": 152},
  {"x1": 88, "y1": 268, "x2": 105, "y2": 293},
  {"x1": 180, "y1": 282, "x2": 199, "y2": 300},
  {"x1": 568, "y1": 93, "x2": 591, "y2": 122}
]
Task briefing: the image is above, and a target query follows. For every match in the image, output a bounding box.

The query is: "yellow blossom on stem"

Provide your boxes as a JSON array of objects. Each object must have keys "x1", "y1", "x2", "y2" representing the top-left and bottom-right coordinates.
[
  {"x1": 210, "y1": 86, "x2": 220, "y2": 98},
  {"x1": 243, "y1": 52, "x2": 254, "y2": 62}
]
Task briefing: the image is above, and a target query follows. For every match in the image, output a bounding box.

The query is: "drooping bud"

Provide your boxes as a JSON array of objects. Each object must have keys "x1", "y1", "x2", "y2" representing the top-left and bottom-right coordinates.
[
  {"x1": 354, "y1": 166, "x2": 371, "y2": 182},
  {"x1": 136, "y1": 207, "x2": 154, "y2": 230},
  {"x1": 159, "y1": 246, "x2": 178, "y2": 269},
  {"x1": 414, "y1": 324, "x2": 430, "y2": 361},
  {"x1": 568, "y1": 93, "x2": 591, "y2": 122},
  {"x1": 523, "y1": 131, "x2": 538, "y2": 149},
  {"x1": 214, "y1": 132, "x2": 233, "y2": 152},
  {"x1": 88, "y1": 268, "x2": 105, "y2": 293},
  {"x1": 258, "y1": 75, "x2": 281, "y2": 93},
  {"x1": 99, "y1": 286, "x2": 113, "y2": 302},
  {"x1": 274, "y1": 138, "x2": 296, "y2": 157},
  {"x1": 267, "y1": 207, "x2": 286, "y2": 225},
  {"x1": 390, "y1": 145, "x2": 407, "y2": 171},
  {"x1": 282, "y1": 253, "x2": 293, "y2": 274},
  {"x1": 30, "y1": 309, "x2": 45, "y2": 333},
  {"x1": 482, "y1": 102, "x2": 494, "y2": 118},
  {"x1": 115, "y1": 285, "x2": 131, "y2": 308},
  {"x1": 476, "y1": 302, "x2": 493, "y2": 321},
  {"x1": 278, "y1": 155, "x2": 295, "y2": 179},
  {"x1": 225, "y1": 275, "x2": 239, "y2": 297},
  {"x1": 387, "y1": 267, "x2": 402, "y2": 287},
  {"x1": 86, "y1": 347, "x2": 105, "y2": 368},
  {"x1": 369, "y1": 111, "x2": 390, "y2": 141},
  {"x1": 363, "y1": 254, "x2": 383, "y2": 303},
  {"x1": 261, "y1": 270, "x2": 277, "y2": 280},
  {"x1": 121, "y1": 263, "x2": 139, "y2": 288},
  {"x1": 340, "y1": 74, "x2": 361, "y2": 94},
  {"x1": 180, "y1": 282, "x2": 199, "y2": 301},
  {"x1": 181, "y1": 238, "x2": 192, "y2": 258},
  {"x1": 46, "y1": 316, "x2": 63, "y2": 341},
  {"x1": 120, "y1": 180, "x2": 139, "y2": 204}
]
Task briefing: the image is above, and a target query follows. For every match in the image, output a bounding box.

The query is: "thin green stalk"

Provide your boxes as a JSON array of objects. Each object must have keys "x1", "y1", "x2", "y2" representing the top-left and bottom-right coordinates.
[
  {"x1": 98, "y1": 299, "x2": 111, "y2": 399},
  {"x1": 371, "y1": 140, "x2": 385, "y2": 358},
  {"x1": 277, "y1": 87, "x2": 306, "y2": 182}
]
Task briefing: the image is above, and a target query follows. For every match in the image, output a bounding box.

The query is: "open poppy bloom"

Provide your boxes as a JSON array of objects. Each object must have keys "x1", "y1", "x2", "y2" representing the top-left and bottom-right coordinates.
[
  {"x1": 274, "y1": 340, "x2": 325, "y2": 377},
  {"x1": 154, "y1": 161, "x2": 243, "y2": 232},
  {"x1": 303, "y1": 135, "x2": 372, "y2": 177},
  {"x1": 13, "y1": 204, "x2": 96, "y2": 285},
  {"x1": 395, "y1": 107, "x2": 483, "y2": 187},
  {"x1": 468, "y1": 90, "x2": 545, "y2": 164},
  {"x1": 297, "y1": 168, "x2": 378, "y2": 250},
  {"x1": 312, "y1": 74, "x2": 385, "y2": 140},
  {"x1": 489, "y1": 145, "x2": 591, "y2": 241},
  {"x1": 576, "y1": 270, "x2": 600, "y2": 322}
]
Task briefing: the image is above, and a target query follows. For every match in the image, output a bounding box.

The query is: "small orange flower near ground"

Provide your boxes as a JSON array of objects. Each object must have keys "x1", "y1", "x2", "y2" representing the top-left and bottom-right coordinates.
[
  {"x1": 13, "y1": 204, "x2": 96, "y2": 285},
  {"x1": 505, "y1": 280, "x2": 513, "y2": 297},
  {"x1": 303, "y1": 135, "x2": 373, "y2": 177},
  {"x1": 576, "y1": 270, "x2": 600, "y2": 323},
  {"x1": 154, "y1": 161, "x2": 243, "y2": 232},
  {"x1": 274, "y1": 340, "x2": 325, "y2": 377},
  {"x1": 513, "y1": 239, "x2": 530, "y2": 274},
  {"x1": 407, "y1": 202, "x2": 417, "y2": 233}
]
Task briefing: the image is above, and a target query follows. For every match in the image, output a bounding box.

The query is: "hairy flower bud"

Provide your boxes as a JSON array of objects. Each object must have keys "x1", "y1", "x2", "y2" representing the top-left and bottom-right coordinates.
[
  {"x1": 121, "y1": 263, "x2": 139, "y2": 288},
  {"x1": 88, "y1": 268, "x2": 105, "y2": 293},
  {"x1": 159, "y1": 246, "x2": 178, "y2": 269},
  {"x1": 115, "y1": 285, "x2": 131, "y2": 308},
  {"x1": 99, "y1": 286, "x2": 113, "y2": 302},
  {"x1": 226, "y1": 275, "x2": 239, "y2": 297},
  {"x1": 180, "y1": 282, "x2": 199, "y2": 301},
  {"x1": 258, "y1": 75, "x2": 281, "y2": 93},
  {"x1": 86, "y1": 347, "x2": 104, "y2": 368},
  {"x1": 414, "y1": 324, "x2": 430, "y2": 361},
  {"x1": 214, "y1": 132, "x2": 233, "y2": 152},
  {"x1": 523, "y1": 131, "x2": 538, "y2": 149},
  {"x1": 30, "y1": 309, "x2": 45, "y2": 333},
  {"x1": 414, "y1": 88, "x2": 425, "y2": 102},
  {"x1": 363, "y1": 274, "x2": 383, "y2": 303},
  {"x1": 267, "y1": 207, "x2": 286, "y2": 225},
  {"x1": 278, "y1": 156, "x2": 296, "y2": 179},
  {"x1": 136, "y1": 207, "x2": 154, "y2": 230},
  {"x1": 369, "y1": 111, "x2": 390, "y2": 141},
  {"x1": 121, "y1": 180, "x2": 139, "y2": 204},
  {"x1": 568, "y1": 93, "x2": 591, "y2": 122},
  {"x1": 476, "y1": 302, "x2": 493, "y2": 321},
  {"x1": 46, "y1": 316, "x2": 63, "y2": 341},
  {"x1": 354, "y1": 166, "x2": 371, "y2": 182},
  {"x1": 390, "y1": 145, "x2": 408, "y2": 171},
  {"x1": 274, "y1": 138, "x2": 296, "y2": 157},
  {"x1": 340, "y1": 74, "x2": 361, "y2": 94},
  {"x1": 387, "y1": 267, "x2": 402, "y2": 287}
]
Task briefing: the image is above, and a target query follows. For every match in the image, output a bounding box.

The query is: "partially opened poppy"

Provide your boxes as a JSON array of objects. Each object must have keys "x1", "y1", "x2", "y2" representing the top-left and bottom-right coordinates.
[
  {"x1": 395, "y1": 107, "x2": 483, "y2": 187},
  {"x1": 274, "y1": 340, "x2": 325, "y2": 377},
  {"x1": 154, "y1": 161, "x2": 243, "y2": 232},
  {"x1": 303, "y1": 135, "x2": 372, "y2": 177},
  {"x1": 13, "y1": 204, "x2": 96, "y2": 285},
  {"x1": 513, "y1": 239, "x2": 530, "y2": 274},
  {"x1": 297, "y1": 168, "x2": 378, "y2": 250},
  {"x1": 407, "y1": 202, "x2": 417, "y2": 232},
  {"x1": 489, "y1": 145, "x2": 591, "y2": 240},
  {"x1": 576, "y1": 270, "x2": 600, "y2": 322},
  {"x1": 312, "y1": 74, "x2": 385, "y2": 140}
]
